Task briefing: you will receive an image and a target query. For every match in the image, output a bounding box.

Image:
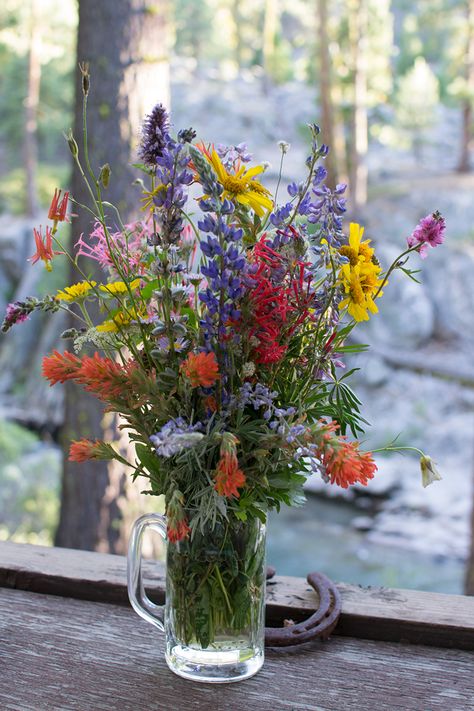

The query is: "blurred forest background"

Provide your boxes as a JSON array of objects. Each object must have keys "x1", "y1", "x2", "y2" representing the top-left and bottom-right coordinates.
[{"x1": 1, "y1": 0, "x2": 474, "y2": 594}]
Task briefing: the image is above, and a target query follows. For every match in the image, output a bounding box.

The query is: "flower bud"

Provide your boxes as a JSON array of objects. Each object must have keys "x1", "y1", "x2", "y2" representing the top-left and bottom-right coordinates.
[
  {"x1": 420, "y1": 455, "x2": 442, "y2": 488},
  {"x1": 79, "y1": 61, "x2": 90, "y2": 97},
  {"x1": 64, "y1": 129, "x2": 79, "y2": 158},
  {"x1": 99, "y1": 163, "x2": 111, "y2": 188}
]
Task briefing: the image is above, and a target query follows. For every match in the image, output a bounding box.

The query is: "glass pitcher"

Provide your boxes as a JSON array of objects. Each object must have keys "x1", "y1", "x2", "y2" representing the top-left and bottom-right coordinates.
[{"x1": 127, "y1": 513, "x2": 266, "y2": 683}]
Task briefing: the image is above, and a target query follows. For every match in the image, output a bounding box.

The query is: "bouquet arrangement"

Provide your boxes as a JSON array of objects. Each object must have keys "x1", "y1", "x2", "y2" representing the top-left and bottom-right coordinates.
[{"x1": 3, "y1": 68, "x2": 444, "y2": 660}]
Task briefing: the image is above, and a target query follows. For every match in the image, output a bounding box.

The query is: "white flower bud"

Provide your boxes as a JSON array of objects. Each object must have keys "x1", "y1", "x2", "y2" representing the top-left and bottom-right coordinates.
[
  {"x1": 278, "y1": 141, "x2": 291, "y2": 154},
  {"x1": 420, "y1": 455, "x2": 442, "y2": 488}
]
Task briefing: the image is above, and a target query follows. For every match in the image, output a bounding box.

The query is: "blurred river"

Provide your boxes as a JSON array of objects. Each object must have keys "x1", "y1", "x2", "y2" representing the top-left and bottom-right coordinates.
[{"x1": 267, "y1": 495, "x2": 465, "y2": 594}]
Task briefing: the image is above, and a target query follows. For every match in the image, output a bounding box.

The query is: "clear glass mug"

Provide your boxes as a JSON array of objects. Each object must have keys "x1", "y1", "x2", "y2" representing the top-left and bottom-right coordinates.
[{"x1": 127, "y1": 513, "x2": 267, "y2": 683}]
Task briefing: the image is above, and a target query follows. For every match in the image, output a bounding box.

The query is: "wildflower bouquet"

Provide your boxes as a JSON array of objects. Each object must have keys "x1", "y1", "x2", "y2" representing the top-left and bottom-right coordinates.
[{"x1": 2, "y1": 70, "x2": 444, "y2": 679}]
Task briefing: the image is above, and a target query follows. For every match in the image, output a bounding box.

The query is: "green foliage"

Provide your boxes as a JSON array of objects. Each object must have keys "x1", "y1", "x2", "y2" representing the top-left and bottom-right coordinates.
[
  {"x1": 0, "y1": 0, "x2": 76, "y2": 212},
  {"x1": 166, "y1": 516, "x2": 265, "y2": 647},
  {"x1": 0, "y1": 163, "x2": 70, "y2": 214},
  {"x1": 0, "y1": 419, "x2": 60, "y2": 544}
]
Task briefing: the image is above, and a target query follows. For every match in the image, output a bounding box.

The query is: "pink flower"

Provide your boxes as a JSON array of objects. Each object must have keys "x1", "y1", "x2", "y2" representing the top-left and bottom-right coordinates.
[
  {"x1": 76, "y1": 220, "x2": 152, "y2": 274},
  {"x1": 407, "y1": 211, "x2": 445, "y2": 259}
]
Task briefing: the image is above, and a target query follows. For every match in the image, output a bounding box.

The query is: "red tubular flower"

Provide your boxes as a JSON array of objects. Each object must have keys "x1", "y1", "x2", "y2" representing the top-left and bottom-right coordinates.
[
  {"x1": 30, "y1": 226, "x2": 63, "y2": 271},
  {"x1": 214, "y1": 452, "x2": 246, "y2": 498},
  {"x1": 69, "y1": 439, "x2": 104, "y2": 462},
  {"x1": 42, "y1": 350, "x2": 82, "y2": 385},
  {"x1": 247, "y1": 234, "x2": 315, "y2": 365},
  {"x1": 167, "y1": 518, "x2": 191, "y2": 543},
  {"x1": 48, "y1": 188, "x2": 70, "y2": 224},
  {"x1": 181, "y1": 351, "x2": 220, "y2": 388}
]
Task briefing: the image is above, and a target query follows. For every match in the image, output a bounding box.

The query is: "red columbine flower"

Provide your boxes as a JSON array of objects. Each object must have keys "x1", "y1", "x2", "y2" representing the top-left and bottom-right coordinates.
[
  {"x1": 69, "y1": 439, "x2": 104, "y2": 462},
  {"x1": 48, "y1": 188, "x2": 70, "y2": 227},
  {"x1": 214, "y1": 452, "x2": 246, "y2": 498},
  {"x1": 167, "y1": 518, "x2": 191, "y2": 544},
  {"x1": 42, "y1": 350, "x2": 82, "y2": 385},
  {"x1": 181, "y1": 351, "x2": 220, "y2": 388},
  {"x1": 30, "y1": 226, "x2": 63, "y2": 272}
]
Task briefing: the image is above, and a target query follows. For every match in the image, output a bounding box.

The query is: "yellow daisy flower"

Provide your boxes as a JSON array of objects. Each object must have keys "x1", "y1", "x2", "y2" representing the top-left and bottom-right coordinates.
[
  {"x1": 56, "y1": 280, "x2": 97, "y2": 302},
  {"x1": 339, "y1": 223, "x2": 375, "y2": 266},
  {"x1": 141, "y1": 184, "x2": 167, "y2": 212},
  {"x1": 99, "y1": 279, "x2": 141, "y2": 296},
  {"x1": 338, "y1": 263, "x2": 382, "y2": 322},
  {"x1": 199, "y1": 145, "x2": 273, "y2": 217},
  {"x1": 96, "y1": 311, "x2": 132, "y2": 333}
]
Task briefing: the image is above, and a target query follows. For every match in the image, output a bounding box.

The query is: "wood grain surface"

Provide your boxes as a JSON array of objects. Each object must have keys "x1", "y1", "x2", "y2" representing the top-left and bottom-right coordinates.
[
  {"x1": 1, "y1": 587, "x2": 473, "y2": 711},
  {"x1": 1, "y1": 542, "x2": 473, "y2": 649}
]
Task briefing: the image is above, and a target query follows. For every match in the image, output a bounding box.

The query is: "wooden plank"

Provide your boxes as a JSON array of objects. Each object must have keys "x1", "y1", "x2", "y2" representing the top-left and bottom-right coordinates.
[
  {"x1": 1, "y1": 587, "x2": 473, "y2": 711},
  {"x1": 1, "y1": 541, "x2": 474, "y2": 650}
]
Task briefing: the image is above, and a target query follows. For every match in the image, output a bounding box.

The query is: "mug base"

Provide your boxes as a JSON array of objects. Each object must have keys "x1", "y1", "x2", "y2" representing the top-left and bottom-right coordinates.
[{"x1": 165, "y1": 642, "x2": 264, "y2": 683}]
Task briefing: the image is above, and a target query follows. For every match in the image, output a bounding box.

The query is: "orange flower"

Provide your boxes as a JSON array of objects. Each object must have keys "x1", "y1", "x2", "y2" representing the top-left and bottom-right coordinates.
[
  {"x1": 214, "y1": 452, "x2": 246, "y2": 498},
  {"x1": 313, "y1": 420, "x2": 377, "y2": 489},
  {"x1": 77, "y1": 352, "x2": 133, "y2": 401},
  {"x1": 42, "y1": 350, "x2": 82, "y2": 385},
  {"x1": 180, "y1": 351, "x2": 219, "y2": 388},
  {"x1": 69, "y1": 439, "x2": 104, "y2": 462},
  {"x1": 30, "y1": 226, "x2": 63, "y2": 271},
  {"x1": 48, "y1": 188, "x2": 70, "y2": 224},
  {"x1": 167, "y1": 518, "x2": 191, "y2": 543}
]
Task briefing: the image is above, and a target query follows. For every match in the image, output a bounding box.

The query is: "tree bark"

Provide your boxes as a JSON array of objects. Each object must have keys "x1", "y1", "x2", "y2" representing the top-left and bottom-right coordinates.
[
  {"x1": 349, "y1": 0, "x2": 368, "y2": 214},
  {"x1": 317, "y1": 0, "x2": 338, "y2": 189},
  {"x1": 23, "y1": 0, "x2": 41, "y2": 217},
  {"x1": 458, "y1": 0, "x2": 474, "y2": 173},
  {"x1": 55, "y1": 0, "x2": 169, "y2": 552}
]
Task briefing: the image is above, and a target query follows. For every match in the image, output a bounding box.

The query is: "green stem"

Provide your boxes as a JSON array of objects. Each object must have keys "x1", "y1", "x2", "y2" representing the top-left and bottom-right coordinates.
[
  {"x1": 214, "y1": 564, "x2": 233, "y2": 617},
  {"x1": 370, "y1": 445, "x2": 425, "y2": 457}
]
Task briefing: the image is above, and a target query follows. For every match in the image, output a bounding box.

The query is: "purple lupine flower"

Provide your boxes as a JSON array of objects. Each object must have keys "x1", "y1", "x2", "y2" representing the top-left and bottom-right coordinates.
[
  {"x1": 216, "y1": 143, "x2": 252, "y2": 168},
  {"x1": 407, "y1": 211, "x2": 446, "y2": 259},
  {"x1": 196, "y1": 184, "x2": 252, "y2": 357},
  {"x1": 150, "y1": 137, "x2": 194, "y2": 246},
  {"x1": 139, "y1": 104, "x2": 170, "y2": 166}
]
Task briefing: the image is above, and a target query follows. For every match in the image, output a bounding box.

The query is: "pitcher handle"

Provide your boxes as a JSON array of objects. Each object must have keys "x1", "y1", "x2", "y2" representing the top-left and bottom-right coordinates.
[{"x1": 127, "y1": 513, "x2": 167, "y2": 631}]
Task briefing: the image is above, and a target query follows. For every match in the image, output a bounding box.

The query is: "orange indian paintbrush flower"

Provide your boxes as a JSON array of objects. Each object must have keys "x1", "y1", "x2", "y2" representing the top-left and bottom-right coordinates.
[
  {"x1": 214, "y1": 452, "x2": 246, "y2": 498},
  {"x1": 313, "y1": 420, "x2": 377, "y2": 489},
  {"x1": 167, "y1": 519, "x2": 191, "y2": 543},
  {"x1": 69, "y1": 438, "x2": 104, "y2": 462},
  {"x1": 180, "y1": 351, "x2": 220, "y2": 388},
  {"x1": 42, "y1": 350, "x2": 82, "y2": 384}
]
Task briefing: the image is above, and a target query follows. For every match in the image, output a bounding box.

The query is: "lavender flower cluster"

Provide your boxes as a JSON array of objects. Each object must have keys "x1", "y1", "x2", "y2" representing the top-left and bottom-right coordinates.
[{"x1": 150, "y1": 418, "x2": 204, "y2": 458}]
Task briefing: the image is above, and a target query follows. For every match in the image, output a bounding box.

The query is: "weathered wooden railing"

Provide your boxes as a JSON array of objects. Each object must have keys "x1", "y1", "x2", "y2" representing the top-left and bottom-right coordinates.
[{"x1": 1, "y1": 541, "x2": 473, "y2": 710}]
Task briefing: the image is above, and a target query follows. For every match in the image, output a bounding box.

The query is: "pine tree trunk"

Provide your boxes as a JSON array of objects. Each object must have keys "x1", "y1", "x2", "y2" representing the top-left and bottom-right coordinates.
[
  {"x1": 458, "y1": 0, "x2": 474, "y2": 173},
  {"x1": 317, "y1": 0, "x2": 338, "y2": 189},
  {"x1": 349, "y1": 0, "x2": 368, "y2": 214},
  {"x1": 23, "y1": 0, "x2": 41, "y2": 217},
  {"x1": 55, "y1": 0, "x2": 169, "y2": 552}
]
